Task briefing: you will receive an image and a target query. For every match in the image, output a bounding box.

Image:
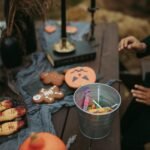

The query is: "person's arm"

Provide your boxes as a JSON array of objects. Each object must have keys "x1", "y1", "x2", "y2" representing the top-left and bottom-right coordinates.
[
  {"x1": 137, "y1": 36, "x2": 150, "y2": 58},
  {"x1": 118, "y1": 36, "x2": 146, "y2": 52}
]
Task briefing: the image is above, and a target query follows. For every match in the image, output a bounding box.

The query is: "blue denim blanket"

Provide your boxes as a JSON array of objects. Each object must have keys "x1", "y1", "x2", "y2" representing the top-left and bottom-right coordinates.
[
  {"x1": 0, "y1": 52, "x2": 75, "y2": 150},
  {"x1": 0, "y1": 21, "x2": 90, "y2": 150}
]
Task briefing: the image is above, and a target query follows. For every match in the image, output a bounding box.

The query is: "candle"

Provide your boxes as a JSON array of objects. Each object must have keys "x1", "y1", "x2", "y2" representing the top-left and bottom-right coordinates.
[
  {"x1": 61, "y1": 0, "x2": 67, "y2": 38},
  {"x1": 91, "y1": 0, "x2": 96, "y2": 8}
]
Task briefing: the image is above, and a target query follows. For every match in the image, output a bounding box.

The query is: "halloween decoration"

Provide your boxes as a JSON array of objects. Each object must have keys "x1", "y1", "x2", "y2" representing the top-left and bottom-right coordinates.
[
  {"x1": 0, "y1": 100, "x2": 13, "y2": 112},
  {"x1": 3, "y1": 0, "x2": 52, "y2": 37},
  {"x1": 0, "y1": 34, "x2": 23, "y2": 68},
  {"x1": 0, "y1": 0, "x2": 53, "y2": 68},
  {"x1": 0, "y1": 106, "x2": 26, "y2": 122},
  {"x1": 65, "y1": 66, "x2": 96, "y2": 88},
  {"x1": 32, "y1": 86, "x2": 64, "y2": 104},
  {"x1": 0, "y1": 120, "x2": 25, "y2": 136},
  {"x1": 19, "y1": 132, "x2": 67, "y2": 150},
  {"x1": 40, "y1": 71, "x2": 64, "y2": 86}
]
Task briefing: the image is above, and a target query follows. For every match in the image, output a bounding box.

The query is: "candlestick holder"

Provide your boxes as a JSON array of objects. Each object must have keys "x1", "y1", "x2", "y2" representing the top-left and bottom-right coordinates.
[
  {"x1": 88, "y1": 7, "x2": 99, "y2": 41},
  {"x1": 54, "y1": 38, "x2": 75, "y2": 53}
]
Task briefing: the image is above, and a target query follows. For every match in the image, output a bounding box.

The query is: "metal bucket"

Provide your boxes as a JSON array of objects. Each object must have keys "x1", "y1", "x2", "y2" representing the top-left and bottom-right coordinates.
[{"x1": 73, "y1": 82, "x2": 121, "y2": 139}]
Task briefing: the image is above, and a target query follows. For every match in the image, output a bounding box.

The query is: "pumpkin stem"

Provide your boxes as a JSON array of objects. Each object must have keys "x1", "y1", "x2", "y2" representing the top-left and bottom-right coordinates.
[
  {"x1": 30, "y1": 132, "x2": 45, "y2": 149},
  {"x1": 30, "y1": 132, "x2": 38, "y2": 140}
]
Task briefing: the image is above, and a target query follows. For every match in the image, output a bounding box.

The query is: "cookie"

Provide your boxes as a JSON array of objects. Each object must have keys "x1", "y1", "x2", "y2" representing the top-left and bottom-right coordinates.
[
  {"x1": 40, "y1": 71, "x2": 64, "y2": 86},
  {"x1": 0, "y1": 106, "x2": 26, "y2": 122},
  {"x1": 0, "y1": 120, "x2": 25, "y2": 136},
  {"x1": 65, "y1": 66, "x2": 96, "y2": 89},
  {"x1": 0, "y1": 100, "x2": 13, "y2": 112},
  {"x1": 33, "y1": 85, "x2": 64, "y2": 104}
]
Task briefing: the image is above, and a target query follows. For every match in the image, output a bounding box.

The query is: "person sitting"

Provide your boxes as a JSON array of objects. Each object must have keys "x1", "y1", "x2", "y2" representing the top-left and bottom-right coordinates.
[{"x1": 118, "y1": 36, "x2": 150, "y2": 150}]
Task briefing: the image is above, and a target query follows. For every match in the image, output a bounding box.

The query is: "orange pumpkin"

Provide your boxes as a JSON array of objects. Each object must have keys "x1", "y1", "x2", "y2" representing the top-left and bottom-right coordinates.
[
  {"x1": 44, "y1": 25, "x2": 56, "y2": 33},
  {"x1": 65, "y1": 66, "x2": 96, "y2": 89},
  {"x1": 19, "y1": 132, "x2": 67, "y2": 150},
  {"x1": 66, "y1": 26, "x2": 78, "y2": 34}
]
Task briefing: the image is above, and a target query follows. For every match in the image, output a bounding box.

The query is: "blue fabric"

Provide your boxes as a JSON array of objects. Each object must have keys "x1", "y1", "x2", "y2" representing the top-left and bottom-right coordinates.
[
  {"x1": 38, "y1": 20, "x2": 90, "y2": 51},
  {"x1": 0, "y1": 52, "x2": 75, "y2": 150},
  {"x1": 0, "y1": 21, "x2": 90, "y2": 150}
]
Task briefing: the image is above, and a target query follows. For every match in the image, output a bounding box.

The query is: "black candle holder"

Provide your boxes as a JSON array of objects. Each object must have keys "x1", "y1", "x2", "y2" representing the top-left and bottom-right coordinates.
[{"x1": 88, "y1": 7, "x2": 99, "y2": 41}]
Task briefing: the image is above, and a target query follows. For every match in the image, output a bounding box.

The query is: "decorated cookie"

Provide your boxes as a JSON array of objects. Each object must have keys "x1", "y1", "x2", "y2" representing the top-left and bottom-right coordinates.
[
  {"x1": 0, "y1": 106, "x2": 26, "y2": 122},
  {"x1": 32, "y1": 86, "x2": 64, "y2": 104},
  {"x1": 44, "y1": 25, "x2": 56, "y2": 33},
  {"x1": 0, "y1": 100, "x2": 13, "y2": 112},
  {"x1": 40, "y1": 71, "x2": 64, "y2": 86},
  {"x1": 0, "y1": 120, "x2": 25, "y2": 136},
  {"x1": 65, "y1": 66, "x2": 96, "y2": 89}
]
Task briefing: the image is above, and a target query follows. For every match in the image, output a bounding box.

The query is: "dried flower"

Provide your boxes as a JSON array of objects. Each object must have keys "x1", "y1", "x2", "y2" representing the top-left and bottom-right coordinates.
[{"x1": 5, "y1": 0, "x2": 53, "y2": 36}]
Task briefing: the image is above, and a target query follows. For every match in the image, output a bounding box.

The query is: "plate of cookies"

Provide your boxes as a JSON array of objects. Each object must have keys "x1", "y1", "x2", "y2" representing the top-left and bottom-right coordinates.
[{"x1": 0, "y1": 97, "x2": 27, "y2": 144}]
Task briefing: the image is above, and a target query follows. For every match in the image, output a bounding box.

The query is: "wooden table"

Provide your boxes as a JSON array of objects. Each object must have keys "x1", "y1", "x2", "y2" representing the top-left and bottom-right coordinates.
[
  {"x1": 0, "y1": 22, "x2": 120, "y2": 149},
  {"x1": 52, "y1": 23, "x2": 120, "y2": 150}
]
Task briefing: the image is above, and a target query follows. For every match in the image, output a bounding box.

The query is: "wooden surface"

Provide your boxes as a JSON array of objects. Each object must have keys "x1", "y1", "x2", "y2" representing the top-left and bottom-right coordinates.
[
  {"x1": 52, "y1": 23, "x2": 120, "y2": 150},
  {"x1": 0, "y1": 22, "x2": 120, "y2": 149}
]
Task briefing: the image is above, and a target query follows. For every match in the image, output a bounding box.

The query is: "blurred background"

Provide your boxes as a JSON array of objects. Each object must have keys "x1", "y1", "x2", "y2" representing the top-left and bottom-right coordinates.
[{"x1": 1, "y1": 0, "x2": 150, "y2": 39}]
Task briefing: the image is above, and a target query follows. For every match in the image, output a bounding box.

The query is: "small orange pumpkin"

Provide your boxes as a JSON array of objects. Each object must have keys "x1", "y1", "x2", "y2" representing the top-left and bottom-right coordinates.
[
  {"x1": 65, "y1": 66, "x2": 96, "y2": 88},
  {"x1": 66, "y1": 26, "x2": 78, "y2": 34},
  {"x1": 19, "y1": 132, "x2": 67, "y2": 150},
  {"x1": 44, "y1": 25, "x2": 56, "y2": 33}
]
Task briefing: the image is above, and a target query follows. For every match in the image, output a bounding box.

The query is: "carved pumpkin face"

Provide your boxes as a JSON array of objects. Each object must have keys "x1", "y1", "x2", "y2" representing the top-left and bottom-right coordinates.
[{"x1": 65, "y1": 66, "x2": 96, "y2": 88}]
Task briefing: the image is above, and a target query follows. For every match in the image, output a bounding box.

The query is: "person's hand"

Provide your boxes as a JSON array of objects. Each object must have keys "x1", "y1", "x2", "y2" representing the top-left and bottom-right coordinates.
[
  {"x1": 118, "y1": 36, "x2": 146, "y2": 52},
  {"x1": 131, "y1": 84, "x2": 150, "y2": 105}
]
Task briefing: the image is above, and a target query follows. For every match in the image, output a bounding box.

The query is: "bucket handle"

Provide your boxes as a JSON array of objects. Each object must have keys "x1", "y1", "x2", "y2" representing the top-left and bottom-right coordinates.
[
  {"x1": 105, "y1": 79, "x2": 122, "y2": 86},
  {"x1": 105, "y1": 79, "x2": 122, "y2": 93}
]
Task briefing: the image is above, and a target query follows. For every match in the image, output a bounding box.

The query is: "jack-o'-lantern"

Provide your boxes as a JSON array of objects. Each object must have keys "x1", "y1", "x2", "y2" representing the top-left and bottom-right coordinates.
[
  {"x1": 65, "y1": 66, "x2": 96, "y2": 88},
  {"x1": 19, "y1": 132, "x2": 66, "y2": 150}
]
